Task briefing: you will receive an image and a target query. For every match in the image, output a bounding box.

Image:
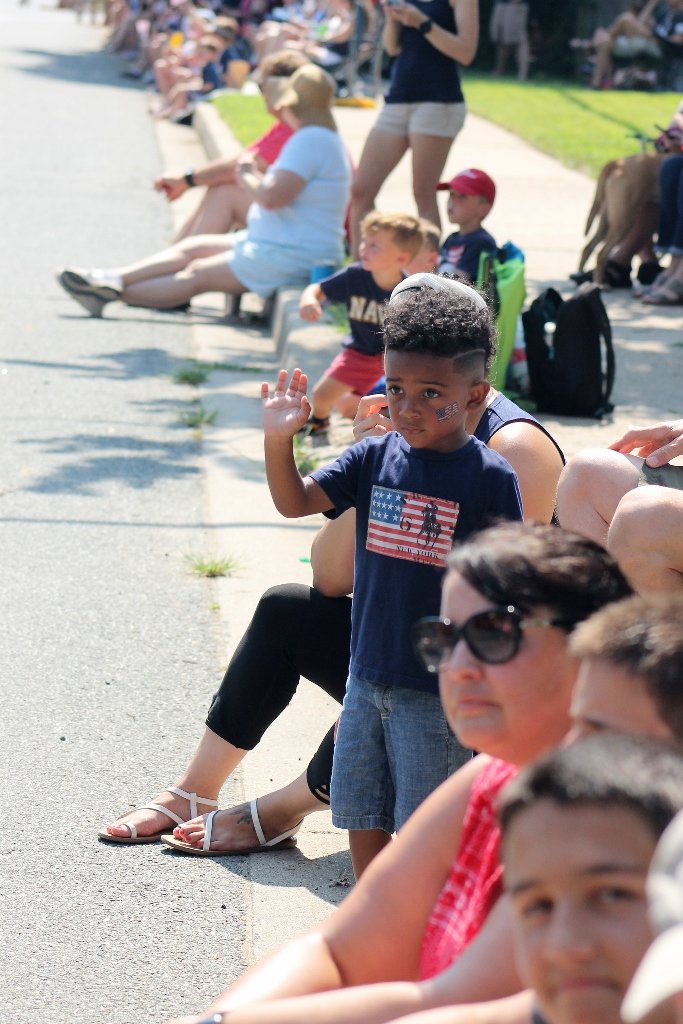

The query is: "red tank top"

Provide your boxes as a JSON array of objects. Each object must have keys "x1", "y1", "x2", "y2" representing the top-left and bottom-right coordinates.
[{"x1": 418, "y1": 757, "x2": 517, "y2": 979}]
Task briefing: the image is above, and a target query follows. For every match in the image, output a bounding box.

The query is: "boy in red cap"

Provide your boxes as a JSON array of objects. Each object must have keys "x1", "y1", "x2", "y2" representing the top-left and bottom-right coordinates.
[{"x1": 436, "y1": 168, "x2": 498, "y2": 282}]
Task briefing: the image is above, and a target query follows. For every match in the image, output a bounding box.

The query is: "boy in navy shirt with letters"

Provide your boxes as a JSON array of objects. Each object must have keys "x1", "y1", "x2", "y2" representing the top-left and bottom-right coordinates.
[{"x1": 298, "y1": 212, "x2": 424, "y2": 434}]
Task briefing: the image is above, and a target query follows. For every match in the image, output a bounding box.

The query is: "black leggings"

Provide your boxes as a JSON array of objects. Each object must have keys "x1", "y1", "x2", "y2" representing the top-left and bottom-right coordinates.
[{"x1": 206, "y1": 583, "x2": 352, "y2": 805}]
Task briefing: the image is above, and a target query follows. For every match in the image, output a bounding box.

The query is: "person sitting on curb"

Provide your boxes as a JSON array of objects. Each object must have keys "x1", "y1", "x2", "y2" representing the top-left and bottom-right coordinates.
[
  {"x1": 56, "y1": 64, "x2": 351, "y2": 317},
  {"x1": 297, "y1": 211, "x2": 424, "y2": 436},
  {"x1": 436, "y1": 168, "x2": 497, "y2": 282},
  {"x1": 154, "y1": 48, "x2": 308, "y2": 243},
  {"x1": 556, "y1": 418, "x2": 683, "y2": 593}
]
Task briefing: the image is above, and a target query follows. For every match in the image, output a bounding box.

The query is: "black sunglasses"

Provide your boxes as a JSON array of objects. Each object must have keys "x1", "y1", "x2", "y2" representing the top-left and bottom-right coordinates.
[{"x1": 412, "y1": 606, "x2": 574, "y2": 672}]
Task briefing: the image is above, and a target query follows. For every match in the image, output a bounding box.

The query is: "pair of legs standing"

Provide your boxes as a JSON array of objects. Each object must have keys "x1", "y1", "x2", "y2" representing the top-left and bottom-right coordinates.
[{"x1": 349, "y1": 125, "x2": 456, "y2": 255}]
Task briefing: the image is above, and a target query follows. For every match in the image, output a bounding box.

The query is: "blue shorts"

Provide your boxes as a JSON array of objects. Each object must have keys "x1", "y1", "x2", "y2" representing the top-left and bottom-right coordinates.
[{"x1": 330, "y1": 675, "x2": 470, "y2": 834}]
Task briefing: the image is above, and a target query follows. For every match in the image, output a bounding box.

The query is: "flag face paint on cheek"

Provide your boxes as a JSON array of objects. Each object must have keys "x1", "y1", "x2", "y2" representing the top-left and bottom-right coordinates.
[{"x1": 436, "y1": 402, "x2": 459, "y2": 422}]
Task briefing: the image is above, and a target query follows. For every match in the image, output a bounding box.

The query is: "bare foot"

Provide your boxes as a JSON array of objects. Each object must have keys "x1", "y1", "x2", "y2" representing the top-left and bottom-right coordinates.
[
  {"x1": 172, "y1": 800, "x2": 301, "y2": 852},
  {"x1": 101, "y1": 787, "x2": 218, "y2": 842}
]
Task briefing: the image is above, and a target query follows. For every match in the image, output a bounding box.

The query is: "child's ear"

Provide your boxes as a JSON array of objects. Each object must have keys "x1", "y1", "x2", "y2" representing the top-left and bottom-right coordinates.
[{"x1": 466, "y1": 380, "x2": 490, "y2": 409}]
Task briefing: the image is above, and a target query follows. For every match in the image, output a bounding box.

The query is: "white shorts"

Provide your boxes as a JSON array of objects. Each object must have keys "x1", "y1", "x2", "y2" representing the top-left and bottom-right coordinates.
[
  {"x1": 375, "y1": 101, "x2": 467, "y2": 139},
  {"x1": 228, "y1": 230, "x2": 321, "y2": 297}
]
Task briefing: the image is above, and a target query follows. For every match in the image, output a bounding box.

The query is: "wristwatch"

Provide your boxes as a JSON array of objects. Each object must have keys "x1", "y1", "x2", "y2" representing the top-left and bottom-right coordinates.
[
  {"x1": 184, "y1": 169, "x2": 196, "y2": 188},
  {"x1": 418, "y1": 17, "x2": 433, "y2": 34}
]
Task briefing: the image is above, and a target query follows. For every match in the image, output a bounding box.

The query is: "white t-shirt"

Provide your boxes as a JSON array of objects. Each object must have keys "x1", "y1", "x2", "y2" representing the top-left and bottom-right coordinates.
[{"x1": 246, "y1": 125, "x2": 351, "y2": 262}]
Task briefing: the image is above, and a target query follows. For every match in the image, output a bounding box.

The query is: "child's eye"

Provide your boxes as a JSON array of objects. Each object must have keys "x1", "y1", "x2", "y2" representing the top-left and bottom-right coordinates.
[
  {"x1": 424, "y1": 389, "x2": 440, "y2": 399},
  {"x1": 387, "y1": 385, "x2": 402, "y2": 396},
  {"x1": 517, "y1": 897, "x2": 553, "y2": 920},
  {"x1": 594, "y1": 887, "x2": 639, "y2": 905}
]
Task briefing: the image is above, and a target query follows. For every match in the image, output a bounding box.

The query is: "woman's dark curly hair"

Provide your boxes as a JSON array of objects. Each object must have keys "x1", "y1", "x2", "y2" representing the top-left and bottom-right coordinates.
[
  {"x1": 383, "y1": 285, "x2": 497, "y2": 377},
  {"x1": 447, "y1": 521, "x2": 633, "y2": 629}
]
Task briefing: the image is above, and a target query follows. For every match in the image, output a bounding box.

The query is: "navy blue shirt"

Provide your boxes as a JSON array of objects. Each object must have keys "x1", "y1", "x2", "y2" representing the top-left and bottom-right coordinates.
[
  {"x1": 310, "y1": 431, "x2": 523, "y2": 694},
  {"x1": 386, "y1": 0, "x2": 465, "y2": 104},
  {"x1": 320, "y1": 262, "x2": 396, "y2": 356},
  {"x1": 201, "y1": 60, "x2": 223, "y2": 92},
  {"x1": 438, "y1": 227, "x2": 498, "y2": 282}
]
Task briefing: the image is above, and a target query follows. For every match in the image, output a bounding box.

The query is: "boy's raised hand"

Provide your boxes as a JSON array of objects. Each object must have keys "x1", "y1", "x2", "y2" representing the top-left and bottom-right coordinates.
[{"x1": 261, "y1": 368, "x2": 312, "y2": 436}]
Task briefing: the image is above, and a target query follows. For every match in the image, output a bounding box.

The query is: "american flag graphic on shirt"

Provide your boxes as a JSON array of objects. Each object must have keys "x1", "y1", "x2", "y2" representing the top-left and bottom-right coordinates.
[{"x1": 366, "y1": 486, "x2": 459, "y2": 567}]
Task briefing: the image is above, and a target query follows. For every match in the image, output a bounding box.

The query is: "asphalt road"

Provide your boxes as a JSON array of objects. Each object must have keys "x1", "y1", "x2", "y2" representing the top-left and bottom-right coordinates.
[{"x1": 0, "y1": 4, "x2": 250, "y2": 1020}]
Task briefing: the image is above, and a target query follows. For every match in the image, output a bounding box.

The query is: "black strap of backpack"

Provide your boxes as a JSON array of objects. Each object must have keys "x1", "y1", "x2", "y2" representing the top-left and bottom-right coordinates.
[{"x1": 588, "y1": 287, "x2": 615, "y2": 410}]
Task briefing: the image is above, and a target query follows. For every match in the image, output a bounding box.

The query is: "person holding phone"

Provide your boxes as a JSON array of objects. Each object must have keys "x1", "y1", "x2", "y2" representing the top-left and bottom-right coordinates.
[{"x1": 348, "y1": 0, "x2": 478, "y2": 254}]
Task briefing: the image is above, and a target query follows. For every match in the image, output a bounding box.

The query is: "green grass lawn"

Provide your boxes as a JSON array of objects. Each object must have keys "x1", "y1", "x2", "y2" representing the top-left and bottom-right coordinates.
[
  {"x1": 212, "y1": 93, "x2": 275, "y2": 147},
  {"x1": 213, "y1": 78, "x2": 679, "y2": 180},
  {"x1": 462, "y1": 74, "x2": 678, "y2": 178}
]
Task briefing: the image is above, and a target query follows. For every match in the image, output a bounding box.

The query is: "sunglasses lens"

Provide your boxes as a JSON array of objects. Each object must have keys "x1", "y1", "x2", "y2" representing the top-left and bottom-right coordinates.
[
  {"x1": 413, "y1": 620, "x2": 450, "y2": 673},
  {"x1": 413, "y1": 609, "x2": 522, "y2": 671},
  {"x1": 464, "y1": 609, "x2": 520, "y2": 663}
]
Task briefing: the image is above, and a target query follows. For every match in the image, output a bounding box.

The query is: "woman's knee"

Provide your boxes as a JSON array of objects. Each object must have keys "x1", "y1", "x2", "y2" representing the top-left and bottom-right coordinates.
[
  {"x1": 557, "y1": 449, "x2": 636, "y2": 515},
  {"x1": 608, "y1": 486, "x2": 683, "y2": 588}
]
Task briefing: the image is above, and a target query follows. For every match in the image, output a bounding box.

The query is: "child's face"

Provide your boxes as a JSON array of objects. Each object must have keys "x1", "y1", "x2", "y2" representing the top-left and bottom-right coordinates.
[
  {"x1": 505, "y1": 801, "x2": 662, "y2": 1024},
  {"x1": 569, "y1": 659, "x2": 675, "y2": 743},
  {"x1": 446, "y1": 190, "x2": 490, "y2": 230},
  {"x1": 359, "y1": 229, "x2": 412, "y2": 273},
  {"x1": 404, "y1": 244, "x2": 440, "y2": 275},
  {"x1": 384, "y1": 349, "x2": 488, "y2": 453}
]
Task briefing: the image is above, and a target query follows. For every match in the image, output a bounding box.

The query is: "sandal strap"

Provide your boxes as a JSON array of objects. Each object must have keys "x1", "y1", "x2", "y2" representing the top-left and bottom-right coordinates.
[
  {"x1": 203, "y1": 810, "x2": 217, "y2": 853},
  {"x1": 249, "y1": 798, "x2": 301, "y2": 848},
  {"x1": 166, "y1": 786, "x2": 219, "y2": 821}
]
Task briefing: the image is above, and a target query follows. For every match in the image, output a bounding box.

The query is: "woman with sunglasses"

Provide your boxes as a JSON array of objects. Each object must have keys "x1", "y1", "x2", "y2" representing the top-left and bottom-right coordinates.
[{"x1": 170, "y1": 522, "x2": 631, "y2": 1024}]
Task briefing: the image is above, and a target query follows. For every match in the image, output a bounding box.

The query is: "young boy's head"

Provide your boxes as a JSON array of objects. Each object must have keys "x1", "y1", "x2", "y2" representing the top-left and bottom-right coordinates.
[
  {"x1": 500, "y1": 732, "x2": 683, "y2": 1024},
  {"x1": 196, "y1": 35, "x2": 221, "y2": 61},
  {"x1": 437, "y1": 168, "x2": 496, "y2": 234},
  {"x1": 569, "y1": 594, "x2": 683, "y2": 744},
  {"x1": 623, "y1": 809, "x2": 683, "y2": 1024},
  {"x1": 358, "y1": 212, "x2": 424, "y2": 276},
  {"x1": 381, "y1": 274, "x2": 495, "y2": 452},
  {"x1": 404, "y1": 219, "x2": 441, "y2": 275}
]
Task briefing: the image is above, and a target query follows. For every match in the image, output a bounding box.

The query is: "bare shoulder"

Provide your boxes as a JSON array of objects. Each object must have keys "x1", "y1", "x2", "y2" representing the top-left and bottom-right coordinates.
[{"x1": 489, "y1": 420, "x2": 564, "y2": 523}]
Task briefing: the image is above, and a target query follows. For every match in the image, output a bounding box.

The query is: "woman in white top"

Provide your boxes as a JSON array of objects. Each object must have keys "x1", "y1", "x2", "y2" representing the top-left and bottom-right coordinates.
[{"x1": 57, "y1": 64, "x2": 351, "y2": 318}]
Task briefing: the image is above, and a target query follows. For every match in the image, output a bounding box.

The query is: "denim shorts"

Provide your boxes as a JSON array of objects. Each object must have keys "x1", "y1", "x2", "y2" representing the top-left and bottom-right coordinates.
[{"x1": 330, "y1": 675, "x2": 471, "y2": 834}]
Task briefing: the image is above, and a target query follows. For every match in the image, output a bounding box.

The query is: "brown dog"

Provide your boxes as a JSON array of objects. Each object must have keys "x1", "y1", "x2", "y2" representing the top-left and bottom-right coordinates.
[{"x1": 578, "y1": 152, "x2": 663, "y2": 284}]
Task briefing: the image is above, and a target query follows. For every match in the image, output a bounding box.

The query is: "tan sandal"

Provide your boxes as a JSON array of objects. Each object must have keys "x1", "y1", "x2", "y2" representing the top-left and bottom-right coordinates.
[{"x1": 98, "y1": 786, "x2": 219, "y2": 845}]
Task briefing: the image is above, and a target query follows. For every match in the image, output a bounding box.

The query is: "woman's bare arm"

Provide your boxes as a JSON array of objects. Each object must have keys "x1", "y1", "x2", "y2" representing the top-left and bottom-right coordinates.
[
  {"x1": 487, "y1": 421, "x2": 564, "y2": 524},
  {"x1": 310, "y1": 510, "x2": 356, "y2": 596},
  {"x1": 386, "y1": 0, "x2": 478, "y2": 65}
]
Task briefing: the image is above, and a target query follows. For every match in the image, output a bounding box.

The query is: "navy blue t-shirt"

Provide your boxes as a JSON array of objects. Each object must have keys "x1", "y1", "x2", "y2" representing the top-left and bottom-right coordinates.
[
  {"x1": 310, "y1": 431, "x2": 523, "y2": 695},
  {"x1": 385, "y1": 0, "x2": 465, "y2": 104},
  {"x1": 201, "y1": 60, "x2": 223, "y2": 92},
  {"x1": 438, "y1": 228, "x2": 497, "y2": 283},
  {"x1": 320, "y1": 262, "x2": 395, "y2": 356}
]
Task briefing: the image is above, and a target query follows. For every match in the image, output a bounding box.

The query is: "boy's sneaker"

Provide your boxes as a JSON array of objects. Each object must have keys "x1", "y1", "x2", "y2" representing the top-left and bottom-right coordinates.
[
  {"x1": 57, "y1": 268, "x2": 122, "y2": 318},
  {"x1": 297, "y1": 415, "x2": 330, "y2": 436}
]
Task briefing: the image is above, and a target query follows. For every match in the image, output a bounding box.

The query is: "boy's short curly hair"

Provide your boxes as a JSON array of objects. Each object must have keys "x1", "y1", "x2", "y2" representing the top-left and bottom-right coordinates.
[{"x1": 383, "y1": 283, "x2": 497, "y2": 376}]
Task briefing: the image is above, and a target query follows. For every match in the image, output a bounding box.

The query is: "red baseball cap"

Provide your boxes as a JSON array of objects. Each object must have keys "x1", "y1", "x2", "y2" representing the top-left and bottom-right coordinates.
[{"x1": 436, "y1": 168, "x2": 496, "y2": 205}]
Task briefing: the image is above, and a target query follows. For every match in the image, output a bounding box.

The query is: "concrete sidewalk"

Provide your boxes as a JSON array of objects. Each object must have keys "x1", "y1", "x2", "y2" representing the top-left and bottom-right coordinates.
[{"x1": 156, "y1": 94, "x2": 682, "y2": 969}]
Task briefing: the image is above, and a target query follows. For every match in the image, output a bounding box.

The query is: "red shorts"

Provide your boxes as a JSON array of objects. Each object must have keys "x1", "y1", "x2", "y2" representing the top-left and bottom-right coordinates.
[{"x1": 327, "y1": 347, "x2": 384, "y2": 396}]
